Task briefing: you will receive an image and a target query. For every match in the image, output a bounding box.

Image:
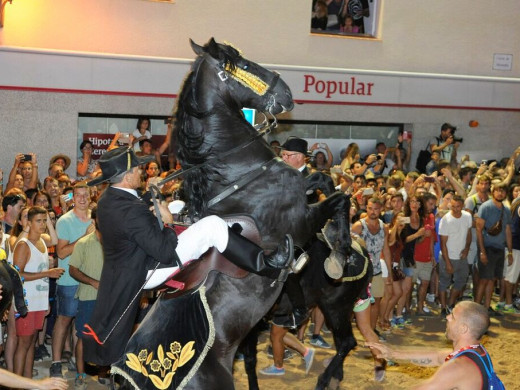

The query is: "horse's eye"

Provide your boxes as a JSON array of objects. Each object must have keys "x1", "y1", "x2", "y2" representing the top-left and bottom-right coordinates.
[{"x1": 243, "y1": 64, "x2": 249, "y2": 70}]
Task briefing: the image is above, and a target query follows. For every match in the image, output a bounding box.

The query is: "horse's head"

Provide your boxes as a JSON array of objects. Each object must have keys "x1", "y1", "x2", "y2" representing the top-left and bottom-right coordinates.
[{"x1": 189, "y1": 38, "x2": 294, "y2": 115}]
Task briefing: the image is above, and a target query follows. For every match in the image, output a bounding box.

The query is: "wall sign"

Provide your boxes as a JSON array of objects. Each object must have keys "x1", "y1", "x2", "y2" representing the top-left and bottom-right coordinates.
[{"x1": 493, "y1": 54, "x2": 513, "y2": 71}]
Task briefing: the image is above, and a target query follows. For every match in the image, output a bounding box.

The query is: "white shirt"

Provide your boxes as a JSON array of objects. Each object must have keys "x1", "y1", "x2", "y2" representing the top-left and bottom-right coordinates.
[{"x1": 439, "y1": 210, "x2": 473, "y2": 259}]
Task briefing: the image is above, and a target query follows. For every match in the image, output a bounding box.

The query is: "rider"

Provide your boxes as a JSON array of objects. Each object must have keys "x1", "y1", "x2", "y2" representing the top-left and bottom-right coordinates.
[
  {"x1": 82, "y1": 146, "x2": 294, "y2": 367},
  {"x1": 261, "y1": 137, "x2": 337, "y2": 376},
  {"x1": 276, "y1": 136, "x2": 336, "y2": 328}
]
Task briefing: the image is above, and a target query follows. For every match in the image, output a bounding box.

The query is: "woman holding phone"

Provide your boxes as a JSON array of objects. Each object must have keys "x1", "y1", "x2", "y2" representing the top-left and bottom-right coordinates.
[{"x1": 394, "y1": 195, "x2": 426, "y2": 326}]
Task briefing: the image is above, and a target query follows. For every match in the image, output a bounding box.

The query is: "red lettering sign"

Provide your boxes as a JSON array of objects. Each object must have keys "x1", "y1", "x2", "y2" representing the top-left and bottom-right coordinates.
[
  {"x1": 302, "y1": 74, "x2": 374, "y2": 99},
  {"x1": 83, "y1": 134, "x2": 166, "y2": 160}
]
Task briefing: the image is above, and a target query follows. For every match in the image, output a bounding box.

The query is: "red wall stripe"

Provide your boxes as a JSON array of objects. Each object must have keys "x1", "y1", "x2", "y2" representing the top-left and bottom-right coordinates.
[{"x1": 1, "y1": 85, "x2": 519, "y2": 112}]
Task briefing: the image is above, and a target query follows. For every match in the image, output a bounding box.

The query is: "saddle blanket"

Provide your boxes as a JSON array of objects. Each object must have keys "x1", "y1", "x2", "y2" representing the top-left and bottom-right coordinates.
[{"x1": 112, "y1": 286, "x2": 214, "y2": 390}]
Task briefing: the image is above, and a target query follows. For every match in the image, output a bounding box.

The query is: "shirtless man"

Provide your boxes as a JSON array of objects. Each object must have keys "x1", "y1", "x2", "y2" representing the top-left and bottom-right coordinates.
[{"x1": 367, "y1": 301, "x2": 503, "y2": 389}]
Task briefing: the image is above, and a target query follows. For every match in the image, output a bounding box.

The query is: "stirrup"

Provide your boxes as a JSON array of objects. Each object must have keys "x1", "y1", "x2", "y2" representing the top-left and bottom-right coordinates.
[{"x1": 290, "y1": 252, "x2": 309, "y2": 274}]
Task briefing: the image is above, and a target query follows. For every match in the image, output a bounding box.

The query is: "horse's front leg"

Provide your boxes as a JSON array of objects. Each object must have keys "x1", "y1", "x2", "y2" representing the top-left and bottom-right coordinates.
[
  {"x1": 333, "y1": 195, "x2": 351, "y2": 255},
  {"x1": 315, "y1": 317, "x2": 357, "y2": 390},
  {"x1": 318, "y1": 194, "x2": 352, "y2": 279}
]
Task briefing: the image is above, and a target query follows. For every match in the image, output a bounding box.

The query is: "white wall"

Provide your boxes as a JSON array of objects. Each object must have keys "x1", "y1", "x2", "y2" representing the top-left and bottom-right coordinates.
[{"x1": 1, "y1": 0, "x2": 519, "y2": 77}]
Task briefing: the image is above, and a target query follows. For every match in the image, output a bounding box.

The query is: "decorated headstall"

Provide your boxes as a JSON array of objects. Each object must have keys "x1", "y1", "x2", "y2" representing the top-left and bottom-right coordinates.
[{"x1": 201, "y1": 50, "x2": 278, "y2": 98}]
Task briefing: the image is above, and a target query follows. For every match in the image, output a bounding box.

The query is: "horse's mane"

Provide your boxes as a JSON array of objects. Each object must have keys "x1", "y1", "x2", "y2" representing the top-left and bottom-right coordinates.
[{"x1": 172, "y1": 42, "x2": 246, "y2": 217}]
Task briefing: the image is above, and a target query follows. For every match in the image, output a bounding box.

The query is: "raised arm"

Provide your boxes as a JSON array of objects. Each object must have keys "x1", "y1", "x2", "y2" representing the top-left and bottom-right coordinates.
[
  {"x1": 5, "y1": 153, "x2": 23, "y2": 192},
  {"x1": 28, "y1": 154, "x2": 39, "y2": 190}
]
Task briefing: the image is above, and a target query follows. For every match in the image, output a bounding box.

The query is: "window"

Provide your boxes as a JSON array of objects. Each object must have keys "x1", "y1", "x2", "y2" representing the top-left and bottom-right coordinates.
[{"x1": 311, "y1": 0, "x2": 381, "y2": 39}]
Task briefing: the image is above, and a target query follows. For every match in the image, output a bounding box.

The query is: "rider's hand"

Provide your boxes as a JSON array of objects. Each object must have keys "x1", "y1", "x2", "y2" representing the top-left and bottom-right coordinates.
[{"x1": 152, "y1": 201, "x2": 174, "y2": 225}]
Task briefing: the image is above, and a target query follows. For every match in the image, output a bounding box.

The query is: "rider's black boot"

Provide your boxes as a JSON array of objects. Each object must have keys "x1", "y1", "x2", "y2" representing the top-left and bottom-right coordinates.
[{"x1": 222, "y1": 228, "x2": 294, "y2": 279}]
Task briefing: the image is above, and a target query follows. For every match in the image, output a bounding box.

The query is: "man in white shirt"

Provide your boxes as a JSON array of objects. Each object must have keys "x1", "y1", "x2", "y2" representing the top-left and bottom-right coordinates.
[{"x1": 438, "y1": 195, "x2": 473, "y2": 317}]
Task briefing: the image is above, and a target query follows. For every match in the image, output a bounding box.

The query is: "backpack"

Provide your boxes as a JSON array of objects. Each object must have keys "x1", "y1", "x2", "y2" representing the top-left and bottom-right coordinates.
[
  {"x1": 455, "y1": 348, "x2": 505, "y2": 390},
  {"x1": 415, "y1": 137, "x2": 439, "y2": 173}
]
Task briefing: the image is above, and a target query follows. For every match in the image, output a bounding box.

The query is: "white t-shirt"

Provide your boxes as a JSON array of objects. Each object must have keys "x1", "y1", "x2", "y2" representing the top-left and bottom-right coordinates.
[
  {"x1": 438, "y1": 210, "x2": 473, "y2": 260},
  {"x1": 132, "y1": 129, "x2": 152, "y2": 152}
]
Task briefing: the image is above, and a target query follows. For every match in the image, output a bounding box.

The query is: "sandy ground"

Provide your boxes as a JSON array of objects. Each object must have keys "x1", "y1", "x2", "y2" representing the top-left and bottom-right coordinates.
[
  {"x1": 31, "y1": 305, "x2": 519, "y2": 389},
  {"x1": 231, "y1": 309, "x2": 520, "y2": 390}
]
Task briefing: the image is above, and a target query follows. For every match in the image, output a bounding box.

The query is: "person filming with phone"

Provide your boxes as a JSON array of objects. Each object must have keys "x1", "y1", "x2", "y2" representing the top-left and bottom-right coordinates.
[
  {"x1": 4, "y1": 153, "x2": 39, "y2": 193},
  {"x1": 429, "y1": 123, "x2": 461, "y2": 167}
]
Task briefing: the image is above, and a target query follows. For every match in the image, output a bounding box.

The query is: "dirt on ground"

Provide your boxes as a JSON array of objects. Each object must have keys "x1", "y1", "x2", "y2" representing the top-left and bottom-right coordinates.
[{"x1": 31, "y1": 305, "x2": 519, "y2": 389}]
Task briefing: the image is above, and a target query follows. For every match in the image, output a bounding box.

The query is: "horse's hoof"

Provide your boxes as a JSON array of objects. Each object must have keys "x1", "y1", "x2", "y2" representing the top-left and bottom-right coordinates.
[
  {"x1": 324, "y1": 252, "x2": 344, "y2": 279},
  {"x1": 327, "y1": 377, "x2": 341, "y2": 390}
]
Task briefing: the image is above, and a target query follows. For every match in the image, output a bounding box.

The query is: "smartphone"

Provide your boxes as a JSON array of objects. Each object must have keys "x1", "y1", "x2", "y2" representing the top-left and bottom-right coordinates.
[
  {"x1": 23, "y1": 154, "x2": 32, "y2": 161},
  {"x1": 402, "y1": 130, "x2": 412, "y2": 140},
  {"x1": 424, "y1": 176, "x2": 435, "y2": 183},
  {"x1": 401, "y1": 216, "x2": 411, "y2": 224},
  {"x1": 379, "y1": 186, "x2": 386, "y2": 193},
  {"x1": 61, "y1": 193, "x2": 73, "y2": 202},
  {"x1": 362, "y1": 188, "x2": 374, "y2": 196}
]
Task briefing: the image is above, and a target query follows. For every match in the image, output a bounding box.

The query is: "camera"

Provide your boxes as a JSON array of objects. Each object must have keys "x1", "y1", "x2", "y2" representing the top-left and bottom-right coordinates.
[
  {"x1": 424, "y1": 176, "x2": 435, "y2": 183},
  {"x1": 23, "y1": 154, "x2": 32, "y2": 161},
  {"x1": 453, "y1": 137, "x2": 463, "y2": 143},
  {"x1": 376, "y1": 154, "x2": 382, "y2": 161}
]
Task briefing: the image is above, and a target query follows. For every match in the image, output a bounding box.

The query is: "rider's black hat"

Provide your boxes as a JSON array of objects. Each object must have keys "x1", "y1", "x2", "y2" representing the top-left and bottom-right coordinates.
[
  {"x1": 87, "y1": 146, "x2": 154, "y2": 187},
  {"x1": 281, "y1": 137, "x2": 310, "y2": 156}
]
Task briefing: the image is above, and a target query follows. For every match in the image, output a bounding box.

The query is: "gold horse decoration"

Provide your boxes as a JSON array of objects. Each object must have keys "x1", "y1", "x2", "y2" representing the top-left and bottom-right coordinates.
[{"x1": 125, "y1": 341, "x2": 196, "y2": 389}]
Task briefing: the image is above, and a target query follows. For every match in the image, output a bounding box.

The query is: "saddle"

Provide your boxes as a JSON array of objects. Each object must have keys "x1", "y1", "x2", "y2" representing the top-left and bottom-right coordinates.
[{"x1": 161, "y1": 215, "x2": 262, "y2": 298}]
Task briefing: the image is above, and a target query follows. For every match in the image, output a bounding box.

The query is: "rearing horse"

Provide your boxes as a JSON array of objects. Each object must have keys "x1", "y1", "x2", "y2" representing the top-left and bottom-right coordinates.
[{"x1": 114, "y1": 38, "x2": 353, "y2": 390}]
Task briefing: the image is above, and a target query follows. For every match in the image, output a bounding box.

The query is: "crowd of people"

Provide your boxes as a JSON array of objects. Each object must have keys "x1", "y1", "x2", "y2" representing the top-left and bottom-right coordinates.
[
  {"x1": 0, "y1": 118, "x2": 518, "y2": 388},
  {"x1": 265, "y1": 125, "x2": 517, "y2": 388}
]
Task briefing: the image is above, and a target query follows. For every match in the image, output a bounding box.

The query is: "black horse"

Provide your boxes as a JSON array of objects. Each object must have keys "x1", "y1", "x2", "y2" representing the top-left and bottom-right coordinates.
[{"x1": 113, "y1": 38, "x2": 356, "y2": 390}]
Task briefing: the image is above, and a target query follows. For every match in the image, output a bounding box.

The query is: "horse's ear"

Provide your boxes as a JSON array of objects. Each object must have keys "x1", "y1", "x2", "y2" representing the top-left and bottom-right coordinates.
[
  {"x1": 190, "y1": 39, "x2": 205, "y2": 56},
  {"x1": 206, "y1": 37, "x2": 221, "y2": 59}
]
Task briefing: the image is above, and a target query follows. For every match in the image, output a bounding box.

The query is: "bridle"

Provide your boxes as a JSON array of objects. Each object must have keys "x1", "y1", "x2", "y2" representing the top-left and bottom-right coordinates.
[{"x1": 160, "y1": 53, "x2": 283, "y2": 188}]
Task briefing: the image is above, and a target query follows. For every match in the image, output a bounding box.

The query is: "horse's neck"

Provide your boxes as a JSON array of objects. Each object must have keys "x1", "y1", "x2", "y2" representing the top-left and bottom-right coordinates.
[{"x1": 191, "y1": 114, "x2": 269, "y2": 163}]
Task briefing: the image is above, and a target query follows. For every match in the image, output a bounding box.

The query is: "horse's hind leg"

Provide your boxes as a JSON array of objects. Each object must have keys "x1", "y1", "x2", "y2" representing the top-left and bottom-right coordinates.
[{"x1": 239, "y1": 323, "x2": 262, "y2": 390}]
